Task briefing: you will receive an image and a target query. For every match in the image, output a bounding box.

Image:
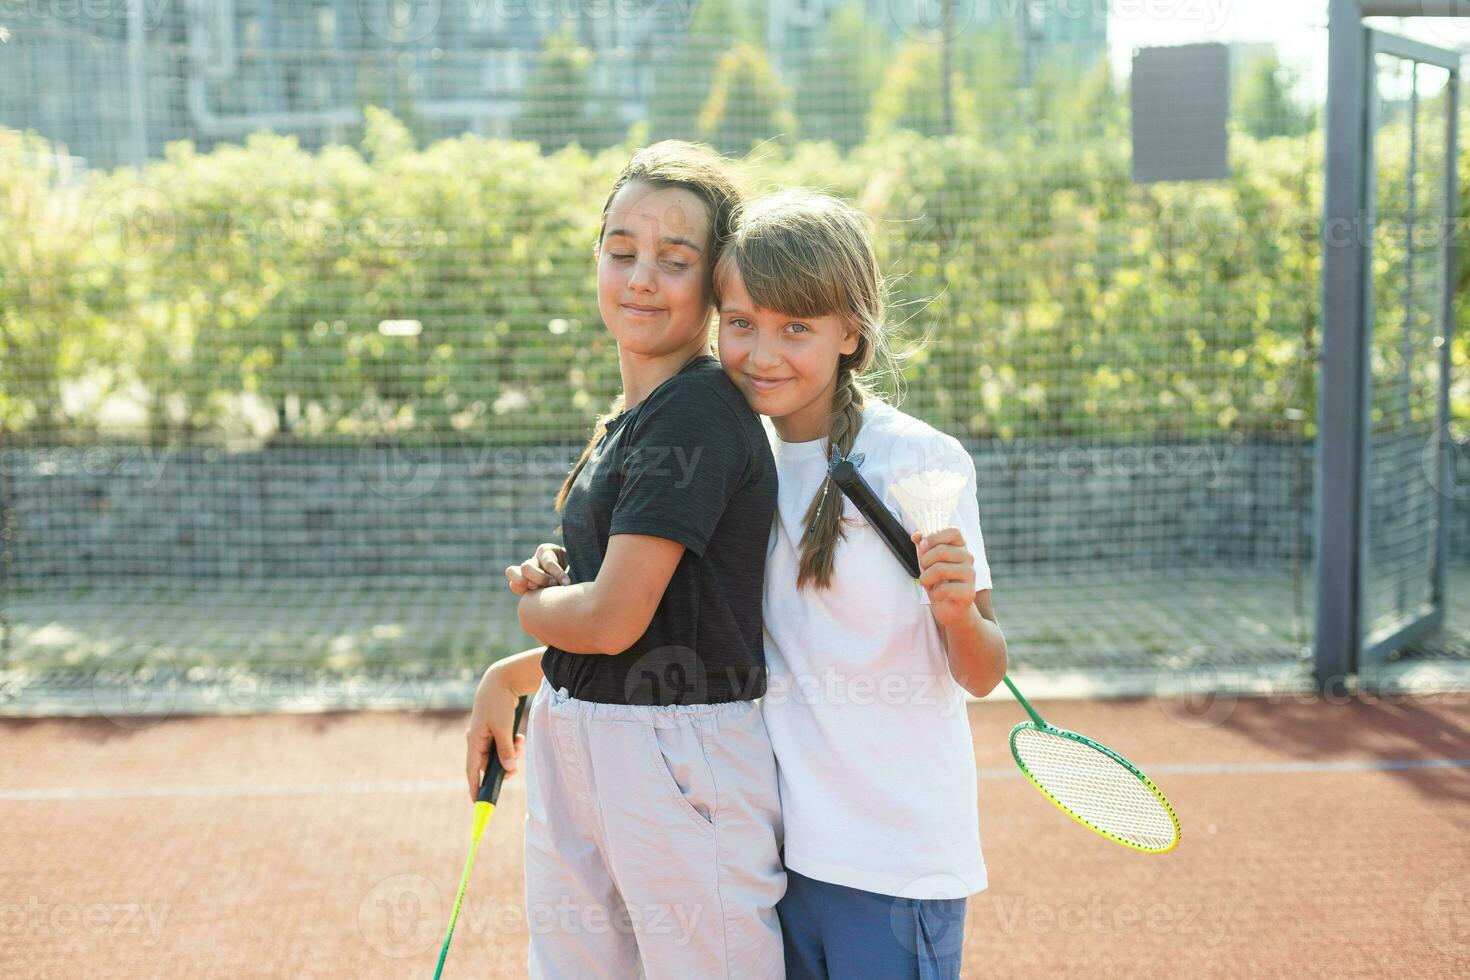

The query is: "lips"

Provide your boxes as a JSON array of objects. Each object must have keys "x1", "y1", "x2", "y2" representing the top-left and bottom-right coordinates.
[
  {"x1": 746, "y1": 375, "x2": 791, "y2": 391},
  {"x1": 621, "y1": 303, "x2": 664, "y2": 316}
]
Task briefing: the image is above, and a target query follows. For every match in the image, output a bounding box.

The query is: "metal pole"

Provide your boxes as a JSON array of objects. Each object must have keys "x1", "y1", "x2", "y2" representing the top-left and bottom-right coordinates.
[
  {"x1": 1432, "y1": 69, "x2": 1459, "y2": 611},
  {"x1": 126, "y1": 0, "x2": 149, "y2": 169},
  {"x1": 1315, "y1": 0, "x2": 1371, "y2": 692}
]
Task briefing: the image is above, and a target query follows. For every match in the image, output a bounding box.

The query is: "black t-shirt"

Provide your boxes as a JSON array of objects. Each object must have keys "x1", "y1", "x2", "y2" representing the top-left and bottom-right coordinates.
[{"x1": 542, "y1": 355, "x2": 778, "y2": 705}]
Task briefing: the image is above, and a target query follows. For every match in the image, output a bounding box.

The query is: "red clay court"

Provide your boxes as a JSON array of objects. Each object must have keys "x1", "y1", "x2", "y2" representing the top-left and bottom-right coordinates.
[{"x1": 3, "y1": 691, "x2": 1467, "y2": 979}]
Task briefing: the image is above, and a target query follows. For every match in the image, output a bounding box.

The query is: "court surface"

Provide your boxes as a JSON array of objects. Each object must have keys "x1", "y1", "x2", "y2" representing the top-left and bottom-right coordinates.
[{"x1": 2, "y1": 691, "x2": 1467, "y2": 979}]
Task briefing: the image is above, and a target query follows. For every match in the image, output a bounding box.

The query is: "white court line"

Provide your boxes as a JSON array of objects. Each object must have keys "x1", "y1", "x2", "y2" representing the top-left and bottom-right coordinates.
[{"x1": 2, "y1": 758, "x2": 1468, "y2": 801}]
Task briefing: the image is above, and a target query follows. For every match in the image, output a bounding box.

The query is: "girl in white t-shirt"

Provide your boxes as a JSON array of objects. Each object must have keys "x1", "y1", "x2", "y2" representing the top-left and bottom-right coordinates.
[{"x1": 713, "y1": 188, "x2": 1010, "y2": 980}]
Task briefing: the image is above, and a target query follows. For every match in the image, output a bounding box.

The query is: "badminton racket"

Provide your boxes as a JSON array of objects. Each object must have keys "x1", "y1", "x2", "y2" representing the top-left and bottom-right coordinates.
[
  {"x1": 434, "y1": 693, "x2": 530, "y2": 978},
  {"x1": 828, "y1": 458, "x2": 1181, "y2": 853}
]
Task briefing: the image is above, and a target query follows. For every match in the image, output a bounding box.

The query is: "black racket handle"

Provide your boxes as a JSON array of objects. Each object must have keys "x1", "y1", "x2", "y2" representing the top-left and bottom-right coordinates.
[
  {"x1": 829, "y1": 460, "x2": 922, "y2": 579},
  {"x1": 477, "y1": 694, "x2": 529, "y2": 806}
]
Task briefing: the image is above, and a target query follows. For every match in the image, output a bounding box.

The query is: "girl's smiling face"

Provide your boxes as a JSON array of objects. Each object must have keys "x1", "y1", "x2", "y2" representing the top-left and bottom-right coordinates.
[
  {"x1": 597, "y1": 181, "x2": 713, "y2": 357},
  {"x1": 717, "y1": 264, "x2": 859, "y2": 442}
]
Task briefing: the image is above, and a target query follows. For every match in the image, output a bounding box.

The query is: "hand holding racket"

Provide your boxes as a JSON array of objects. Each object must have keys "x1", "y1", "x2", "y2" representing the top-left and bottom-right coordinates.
[
  {"x1": 828, "y1": 458, "x2": 1181, "y2": 854},
  {"x1": 437, "y1": 693, "x2": 530, "y2": 978}
]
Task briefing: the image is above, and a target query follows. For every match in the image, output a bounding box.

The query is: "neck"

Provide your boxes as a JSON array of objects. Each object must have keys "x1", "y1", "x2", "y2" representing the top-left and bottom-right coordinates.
[{"x1": 618, "y1": 331, "x2": 711, "y2": 411}]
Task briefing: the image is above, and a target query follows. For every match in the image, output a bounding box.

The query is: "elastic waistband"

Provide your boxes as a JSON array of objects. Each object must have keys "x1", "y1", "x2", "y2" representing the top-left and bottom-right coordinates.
[{"x1": 539, "y1": 677, "x2": 758, "y2": 728}]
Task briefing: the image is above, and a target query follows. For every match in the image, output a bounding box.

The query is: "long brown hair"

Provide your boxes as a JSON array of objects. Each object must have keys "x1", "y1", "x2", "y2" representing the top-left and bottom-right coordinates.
[
  {"x1": 714, "y1": 189, "x2": 910, "y2": 590},
  {"x1": 554, "y1": 140, "x2": 743, "y2": 514}
]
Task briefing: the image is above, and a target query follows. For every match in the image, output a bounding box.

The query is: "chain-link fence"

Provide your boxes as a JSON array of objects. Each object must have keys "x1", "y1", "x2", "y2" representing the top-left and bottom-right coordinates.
[{"x1": 0, "y1": 1, "x2": 1466, "y2": 710}]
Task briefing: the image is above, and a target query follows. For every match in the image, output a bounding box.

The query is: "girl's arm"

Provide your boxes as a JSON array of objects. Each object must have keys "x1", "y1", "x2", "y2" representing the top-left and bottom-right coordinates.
[
  {"x1": 937, "y1": 590, "x2": 1007, "y2": 698},
  {"x1": 914, "y1": 528, "x2": 1008, "y2": 698},
  {"x1": 487, "y1": 646, "x2": 549, "y2": 697},
  {"x1": 517, "y1": 533, "x2": 686, "y2": 654}
]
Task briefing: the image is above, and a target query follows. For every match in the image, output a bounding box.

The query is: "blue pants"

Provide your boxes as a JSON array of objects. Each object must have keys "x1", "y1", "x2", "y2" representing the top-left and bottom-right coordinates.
[{"x1": 777, "y1": 867, "x2": 968, "y2": 980}]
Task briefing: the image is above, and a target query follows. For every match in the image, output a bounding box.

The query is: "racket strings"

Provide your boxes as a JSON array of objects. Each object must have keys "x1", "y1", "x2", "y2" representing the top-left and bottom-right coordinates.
[{"x1": 1012, "y1": 726, "x2": 1178, "y2": 851}]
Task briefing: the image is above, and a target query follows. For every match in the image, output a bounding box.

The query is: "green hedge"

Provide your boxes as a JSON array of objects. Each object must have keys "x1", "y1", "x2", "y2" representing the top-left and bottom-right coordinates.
[{"x1": 2, "y1": 108, "x2": 1465, "y2": 446}]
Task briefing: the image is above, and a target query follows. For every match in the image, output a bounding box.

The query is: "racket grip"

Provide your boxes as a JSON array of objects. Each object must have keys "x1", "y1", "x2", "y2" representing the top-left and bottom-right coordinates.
[
  {"x1": 829, "y1": 460, "x2": 922, "y2": 579},
  {"x1": 477, "y1": 694, "x2": 529, "y2": 806}
]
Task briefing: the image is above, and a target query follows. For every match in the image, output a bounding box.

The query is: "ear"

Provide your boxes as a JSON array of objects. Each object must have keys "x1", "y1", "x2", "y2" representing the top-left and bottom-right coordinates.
[{"x1": 839, "y1": 322, "x2": 861, "y2": 357}]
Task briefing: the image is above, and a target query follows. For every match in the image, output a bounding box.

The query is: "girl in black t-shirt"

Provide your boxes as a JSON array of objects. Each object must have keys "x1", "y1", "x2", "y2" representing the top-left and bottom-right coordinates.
[{"x1": 463, "y1": 142, "x2": 786, "y2": 979}]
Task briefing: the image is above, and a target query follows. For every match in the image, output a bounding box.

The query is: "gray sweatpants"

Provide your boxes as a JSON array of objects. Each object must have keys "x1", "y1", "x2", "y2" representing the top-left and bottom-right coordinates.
[{"x1": 523, "y1": 678, "x2": 787, "y2": 980}]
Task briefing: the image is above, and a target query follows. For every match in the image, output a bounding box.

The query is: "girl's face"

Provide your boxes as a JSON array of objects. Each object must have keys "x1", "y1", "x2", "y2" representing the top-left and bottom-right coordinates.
[
  {"x1": 597, "y1": 181, "x2": 714, "y2": 358},
  {"x1": 717, "y1": 265, "x2": 860, "y2": 442}
]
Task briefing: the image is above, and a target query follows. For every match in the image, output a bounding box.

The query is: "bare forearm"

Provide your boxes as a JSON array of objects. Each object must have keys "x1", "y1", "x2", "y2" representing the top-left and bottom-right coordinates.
[
  {"x1": 942, "y1": 606, "x2": 1007, "y2": 698},
  {"x1": 517, "y1": 583, "x2": 611, "y2": 654},
  {"x1": 489, "y1": 646, "x2": 548, "y2": 697}
]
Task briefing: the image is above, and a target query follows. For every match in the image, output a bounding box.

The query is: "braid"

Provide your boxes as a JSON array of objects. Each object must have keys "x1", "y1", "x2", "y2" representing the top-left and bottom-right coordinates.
[{"x1": 797, "y1": 361, "x2": 868, "y2": 590}]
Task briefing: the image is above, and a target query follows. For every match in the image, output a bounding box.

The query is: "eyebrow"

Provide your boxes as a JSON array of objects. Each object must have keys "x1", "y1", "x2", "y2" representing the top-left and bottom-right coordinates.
[{"x1": 604, "y1": 228, "x2": 704, "y2": 254}]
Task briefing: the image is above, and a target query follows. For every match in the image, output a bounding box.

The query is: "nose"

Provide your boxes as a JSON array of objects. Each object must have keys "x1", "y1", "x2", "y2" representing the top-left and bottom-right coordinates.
[
  {"x1": 748, "y1": 332, "x2": 783, "y2": 372},
  {"x1": 626, "y1": 258, "x2": 657, "y2": 294}
]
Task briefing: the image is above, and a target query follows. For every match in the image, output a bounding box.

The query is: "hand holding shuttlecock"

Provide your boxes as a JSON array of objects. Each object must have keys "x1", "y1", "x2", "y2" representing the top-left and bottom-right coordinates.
[{"x1": 891, "y1": 469, "x2": 977, "y2": 623}]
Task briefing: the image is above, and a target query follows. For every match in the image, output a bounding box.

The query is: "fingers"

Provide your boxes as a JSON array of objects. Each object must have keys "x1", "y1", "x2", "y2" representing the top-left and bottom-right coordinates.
[
  {"x1": 518, "y1": 557, "x2": 556, "y2": 589},
  {"x1": 466, "y1": 734, "x2": 489, "y2": 802},
  {"x1": 504, "y1": 565, "x2": 531, "y2": 596},
  {"x1": 495, "y1": 726, "x2": 521, "y2": 775},
  {"x1": 914, "y1": 527, "x2": 966, "y2": 551},
  {"x1": 917, "y1": 543, "x2": 973, "y2": 572},
  {"x1": 501, "y1": 732, "x2": 527, "y2": 779},
  {"x1": 920, "y1": 561, "x2": 974, "y2": 593},
  {"x1": 536, "y1": 543, "x2": 571, "y2": 586}
]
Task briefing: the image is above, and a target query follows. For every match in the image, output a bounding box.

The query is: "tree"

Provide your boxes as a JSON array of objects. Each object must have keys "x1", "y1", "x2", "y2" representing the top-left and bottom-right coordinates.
[
  {"x1": 1235, "y1": 51, "x2": 1315, "y2": 140},
  {"x1": 793, "y1": 2, "x2": 885, "y2": 150},
  {"x1": 647, "y1": 0, "x2": 753, "y2": 141},
  {"x1": 698, "y1": 42, "x2": 797, "y2": 156},
  {"x1": 869, "y1": 39, "x2": 975, "y2": 139},
  {"x1": 512, "y1": 24, "x2": 601, "y2": 151}
]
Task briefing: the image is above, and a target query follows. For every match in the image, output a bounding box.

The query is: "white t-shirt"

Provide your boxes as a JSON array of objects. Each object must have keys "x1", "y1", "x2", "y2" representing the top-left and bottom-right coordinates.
[{"x1": 759, "y1": 399, "x2": 993, "y2": 900}]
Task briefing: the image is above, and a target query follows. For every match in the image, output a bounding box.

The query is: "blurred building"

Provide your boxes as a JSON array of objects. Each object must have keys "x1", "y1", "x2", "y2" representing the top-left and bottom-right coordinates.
[{"x1": 0, "y1": 0, "x2": 1108, "y2": 170}]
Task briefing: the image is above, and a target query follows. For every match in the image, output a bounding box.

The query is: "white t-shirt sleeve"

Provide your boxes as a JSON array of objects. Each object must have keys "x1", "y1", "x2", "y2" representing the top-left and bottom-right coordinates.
[{"x1": 952, "y1": 446, "x2": 993, "y2": 592}]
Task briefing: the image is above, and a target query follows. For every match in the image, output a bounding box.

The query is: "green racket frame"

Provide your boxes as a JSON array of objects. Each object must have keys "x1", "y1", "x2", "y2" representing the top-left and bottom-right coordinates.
[{"x1": 1003, "y1": 676, "x2": 1181, "y2": 854}]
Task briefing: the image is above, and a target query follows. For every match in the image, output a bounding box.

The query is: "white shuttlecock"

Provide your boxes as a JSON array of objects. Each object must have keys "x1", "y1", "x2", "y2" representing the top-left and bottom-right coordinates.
[{"x1": 891, "y1": 469, "x2": 967, "y2": 536}]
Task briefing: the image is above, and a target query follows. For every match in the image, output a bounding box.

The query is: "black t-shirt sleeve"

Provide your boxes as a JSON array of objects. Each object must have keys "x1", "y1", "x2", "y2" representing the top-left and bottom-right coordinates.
[{"x1": 607, "y1": 380, "x2": 750, "y2": 558}]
